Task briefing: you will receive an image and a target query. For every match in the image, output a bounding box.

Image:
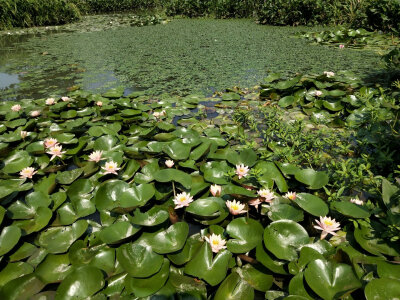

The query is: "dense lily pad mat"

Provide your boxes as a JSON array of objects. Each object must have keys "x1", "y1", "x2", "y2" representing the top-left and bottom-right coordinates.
[
  {"x1": 0, "y1": 17, "x2": 383, "y2": 100},
  {"x1": 0, "y1": 79, "x2": 399, "y2": 299}
]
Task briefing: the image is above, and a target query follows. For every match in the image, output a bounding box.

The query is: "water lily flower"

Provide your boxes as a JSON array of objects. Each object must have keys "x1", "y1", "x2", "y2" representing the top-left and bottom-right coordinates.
[
  {"x1": 350, "y1": 198, "x2": 364, "y2": 205},
  {"x1": 61, "y1": 96, "x2": 70, "y2": 102},
  {"x1": 102, "y1": 161, "x2": 120, "y2": 175},
  {"x1": 210, "y1": 184, "x2": 222, "y2": 197},
  {"x1": 153, "y1": 110, "x2": 166, "y2": 118},
  {"x1": 11, "y1": 104, "x2": 22, "y2": 112},
  {"x1": 324, "y1": 71, "x2": 335, "y2": 78},
  {"x1": 339, "y1": 44, "x2": 345, "y2": 49},
  {"x1": 226, "y1": 199, "x2": 247, "y2": 215},
  {"x1": 258, "y1": 188, "x2": 275, "y2": 202},
  {"x1": 20, "y1": 131, "x2": 28, "y2": 139},
  {"x1": 44, "y1": 138, "x2": 58, "y2": 148},
  {"x1": 165, "y1": 160, "x2": 174, "y2": 168},
  {"x1": 19, "y1": 167, "x2": 37, "y2": 179},
  {"x1": 205, "y1": 233, "x2": 227, "y2": 253},
  {"x1": 235, "y1": 164, "x2": 249, "y2": 179},
  {"x1": 314, "y1": 216, "x2": 341, "y2": 240},
  {"x1": 46, "y1": 98, "x2": 56, "y2": 105},
  {"x1": 248, "y1": 198, "x2": 263, "y2": 209},
  {"x1": 31, "y1": 110, "x2": 41, "y2": 117},
  {"x1": 173, "y1": 192, "x2": 193, "y2": 209},
  {"x1": 285, "y1": 191, "x2": 297, "y2": 201},
  {"x1": 96, "y1": 101, "x2": 103, "y2": 107},
  {"x1": 88, "y1": 150, "x2": 104, "y2": 163},
  {"x1": 315, "y1": 90, "x2": 323, "y2": 97},
  {"x1": 47, "y1": 145, "x2": 65, "y2": 161}
]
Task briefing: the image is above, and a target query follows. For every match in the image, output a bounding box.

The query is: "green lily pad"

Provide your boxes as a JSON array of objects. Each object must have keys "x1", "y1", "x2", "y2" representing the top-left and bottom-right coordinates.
[
  {"x1": 294, "y1": 193, "x2": 329, "y2": 216},
  {"x1": 99, "y1": 221, "x2": 141, "y2": 244},
  {"x1": 331, "y1": 201, "x2": 370, "y2": 218},
  {"x1": 214, "y1": 272, "x2": 254, "y2": 300},
  {"x1": 131, "y1": 206, "x2": 169, "y2": 226},
  {"x1": 0, "y1": 225, "x2": 21, "y2": 256},
  {"x1": 146, "y1": 222, "x2": 189, "y2": 254},
  {"x1": 1, "y1": 151, "x2": 33, "y2": 174},
  {"x1": 267, "y1": 204, "x2": 304, "y2": 222},
  {"x1": 304, "y1": 259, "x2": 361, "y2": 300},
  {"x1": 153, "y1": 168, "x2": 192, "y2": 189},
  {"x1": 0, "y1": 274, "x2": 45, "y2": 300},
  {"x1": 226, "y1": 217, "x2": 264, "y2": 253},
  {"x1": 236, "y1": 264, "x2": 273, "y2": 292},
  {"x1": 163, "y1": 140, "x2": 191, "y2": 160},
  {"x1": 295, "y1": 169, "x2": 329, "y2": 189},
  {"x1": 0, "y1": 262, "x2": 33, "y2": 287},
  {"x1": 365, "y1": 278, "x2": 400, "y2": 300},
  {"x1": 264, "y1": 220, "x2": 309, "y2": 261},
  {"x1": 35, "y1": 254, "x2": 73, "y2": 284}
]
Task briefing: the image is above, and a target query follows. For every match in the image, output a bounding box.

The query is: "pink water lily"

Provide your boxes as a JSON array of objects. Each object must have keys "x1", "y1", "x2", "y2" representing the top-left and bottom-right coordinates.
[
  {"x1": 248, "y1": 198, "x2": 263, "y2": 209},
  {"x1": 61, "y1": 96, "x2": 70, "y2": 102},
  {"x1": 173, "y1": 192, "x2": 193, "y2": 209},
  {"x1": 45, "y1": 98, "x2": 56, "y2": 105},
  {"x1": 96, "y1": 101, "x2": 103, "y2": 107},
  {"x1": 165, "y1": 160, "x2": 174, "y2": 168},
  {"x1": 324, "y1": 71, "x2": 335, "y2": 78},
  {"x1": 20, "y1": 131, "x2": 28, "y2": 139},
  {"x1": 226, "y1": 199, "x2": 247, "y2": 215},
  {"x1": 210, "y1": 184, "x2": 222, "y2": 197},
  {"x1": 19, "y1": 167, "x2": 37, "y2": 179},
  {"x1": 88, "y1": 150, "x2": 104, "y2": 163},
  {"x1": 11, "y1": 104, "x2": 22, "y2": 112},
  {"x1": 31, "y1": 110, "x2": 41, "y2": 117},
  {"x1": 47, "y1": 145, "x2": 65, "y2": 161},
  {"x1": 315, "y1": 90, "x2": 323, "y2": 97},
  {"x1": 235, "y1": 164, "x2": 249, "y2": 179},
  {"x1": 205, "y1": 233, "x2": 227, "y2": 253},
  {"x1": 314, "y1": 216, "x2": 341, "y2": 240},
  {"x1": 44, "y1": 138, "x2": 58, "y2": 148},
  {"x1": 102, "y1": 161, "x2": 120, "y2": 175},
  {"x1": 339, "y1": 44, "x2": 345, "y2": 49},
  {"x1": 258, "y1": 188, "x2": 275, "y2": 202},
  {"x1": 285, "y1": 191, "x2": 297, "y2": 201}
]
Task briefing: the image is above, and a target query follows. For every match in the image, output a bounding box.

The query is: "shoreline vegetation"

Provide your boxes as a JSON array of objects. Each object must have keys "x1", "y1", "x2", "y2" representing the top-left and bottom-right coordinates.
[{"x1": 1, "y1": 0, "x2": 400, "y2": 33}]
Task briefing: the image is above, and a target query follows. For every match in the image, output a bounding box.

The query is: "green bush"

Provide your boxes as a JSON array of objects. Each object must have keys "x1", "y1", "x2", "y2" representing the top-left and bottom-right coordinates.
[
  {"x1": 70, "y1": 0, "x2": 161, "y2": 14},
  {"x1": 0, "y1": 0, "x2": 80, "y2": 30},
  {"x1": 383, "y1": 47, "x2": 400, "y2": 70}
]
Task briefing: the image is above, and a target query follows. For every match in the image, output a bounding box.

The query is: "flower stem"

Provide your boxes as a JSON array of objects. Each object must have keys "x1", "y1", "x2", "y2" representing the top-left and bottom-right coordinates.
[{"x1": 172, "y1": 181, "x2": 176, "y2": 197}]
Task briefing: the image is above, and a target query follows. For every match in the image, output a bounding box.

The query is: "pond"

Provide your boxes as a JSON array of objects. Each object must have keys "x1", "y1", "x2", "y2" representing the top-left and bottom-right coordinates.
[{"x1": 0, "y1": 15, "x2": 383, "y2": 100}]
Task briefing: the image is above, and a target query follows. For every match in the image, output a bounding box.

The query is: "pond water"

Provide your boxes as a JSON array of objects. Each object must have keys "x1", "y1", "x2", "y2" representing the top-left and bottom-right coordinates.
[{"x1": 0, "y1": 15, "x2": 383, "y2": 100}]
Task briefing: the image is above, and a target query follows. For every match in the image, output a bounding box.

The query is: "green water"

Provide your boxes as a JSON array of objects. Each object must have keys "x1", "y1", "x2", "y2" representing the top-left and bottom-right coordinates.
[{"x1": 0, "y1": 16, "x2": 383, "y2": 100}]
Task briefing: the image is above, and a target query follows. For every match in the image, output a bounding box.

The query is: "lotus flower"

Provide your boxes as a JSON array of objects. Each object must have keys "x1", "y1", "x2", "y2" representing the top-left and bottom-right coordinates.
[
  {"x1": 315, "y1": 90, "x2": 323, "y2": 97},
  {"x1": 173, "y1": 192, "x2": 193, "y2": 209},
  {"x1": 226, "y1": 199, "x2": 247, "y2": 215},
  {"x1": 205, "y1": 233, "x2": 227, "y2": 253},
  {"x1": 96, "y1": 101, "x2": 103, "y2": 107},
  {"x1": 46, "y1": 98, "x2": 55, "y2": 105},
  {"x1": 44, "y1": 138, "x2": 58, "y2": 148},
  {"x1": 285, "y1": 191, "x2": 297, "y2": 201},
  {"x1": 102, "y1": 161, "x2": 120, "y2": 175},
  {"x1": 314, "y1": 216, "x2": 341, "y2": 240},
  {"x1": 323, "y1": 71, "x2": 335, "y2": 78},
  {"x1": 165, "y1": 160, "x2": 174, "y2": 168},
  {"x1": 61, "y1": 96, "x2": 70, "y2": 102},
  {"x1": 258, "y1": 188, "x2": 275, "y2": 202},
  {"x1": 235, "y1": 164, "x2": 249, "y2": 179},
  {"x1": 20, "y1": 131, "x2": 28, "y2": 139},
  {"x1": 210, "y1": 184, "x2": 222, "y2": 197},
  {"x1": 19, "y1": 167, "x2": 37, "y2": 179},
  {"x1": 350, "y1": 198, "x2": 364, "y2": 205},
  {"x1": 11, "y1": 104, "x2": 21, "y2": 112},
  {"x1": 31, "y1": 110, "x2": 41, "y2": 117},
  {"x1": 47, "y1": 145, "x2": 65, "y2": 161},
  {"x1": 88, "y1": 150, "x2": 104, "y2": 163}
]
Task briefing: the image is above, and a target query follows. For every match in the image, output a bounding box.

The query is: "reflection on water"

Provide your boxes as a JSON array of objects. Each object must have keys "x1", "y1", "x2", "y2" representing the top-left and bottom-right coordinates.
[{"x1": 0, "y1": 72, "x2": 19, "y2": 89}]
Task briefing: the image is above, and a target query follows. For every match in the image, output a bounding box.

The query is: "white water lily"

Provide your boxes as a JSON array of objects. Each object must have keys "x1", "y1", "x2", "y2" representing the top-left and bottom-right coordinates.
[
  {"x1": 285, "y1": 191, "x2": 297, "y2": 201},
  {"x1": 235, "y1": 164, "x2": 249, "y2": 179},
  {"x1": 11, "y1": 104, "x2": 21, "y2": 112},
  {"x1": 210, "y1": 184, "x2": 222, "y2": 197},
  {"x1": 20, "y1": 131, "x2": 28, "y2": 139},
  {"x1": 324, "y1": 71, "x2": 335, "y2": 78},
  {"x1": 350, "y1": 198, "x2": 364, "y2": 205},
  {"x1": 226, "y1": 199, "x2": 247, "y2": 215},
  {"x1": 205, "y1": 233, "x2": 227, "y2": 253},
  {"x1": 102, "y1": 161, "x2": 120, "y2": 175},
  {"x1": 44, "y1": 138, "x2": 58, "y2": 148},
  {"x1": 45, "y1": 98, "x2": 56, "y2": 105},
  {"x1": 88, "y1": 150, "x2": 104, "y2": 163},
  {"x1": 96, "y1": 101, "x2": 103, "y2": 107},
  {"x1": 258, "y1": 188, "x2": 275, "y2": 202},
  {"x1": 47, "y1": 145, "x2": 65, "y2": 161},
  {"x1": 19, "y1": 167, "x2": 37, "y2": 179},
  {"x1": 173, "y1": 192, "x2": 193, "y2": 209},
  {"x1": 165, "y1": 160, "x2": 174, "y2": 168},
  {"x1": 31, "y1": 110, "x2": 41, "y2": 117},
  {"x1": 153, "y1": 110, "x2": 166, "y2": 118},
  {"x1": 248, "y1": 198, "x2": 263, "y2": 209},
  {"x1": 61, "y1": 96, "x2": 70, "y2": 102},
  {"x1": 315, "y1": 90, "x2": 323, "y2": 97},
  {"x1": 314, "y1": 216, "x2": 341, "y2": 240}
]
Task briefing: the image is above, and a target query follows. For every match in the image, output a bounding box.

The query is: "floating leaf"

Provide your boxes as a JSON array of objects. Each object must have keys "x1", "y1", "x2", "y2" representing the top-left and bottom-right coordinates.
[
  {"x1": 295, "y1": 169, "x2": 329, "y2": 189},
  {"x1": 226, "y1": 217, "x2": 263, "y2": 253},
  {"x1": 294, "y1": 193, "x2": 329, "y2": 216}
]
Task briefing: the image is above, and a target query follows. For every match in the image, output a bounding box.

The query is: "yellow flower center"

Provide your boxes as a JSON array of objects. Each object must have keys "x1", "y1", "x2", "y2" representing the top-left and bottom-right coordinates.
[
  {"x1": 324, "y1": 220, "x2": 333, "y2": 226},
  {"x1": 231, "y1": 204, "x2": 239, "y2": 210},
  {"x1": 179, "y1": 196, "x2": 187, "y2": 202},
  {"x1": 212, "y1": 240, "x2": 219, "y2": 245}
]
